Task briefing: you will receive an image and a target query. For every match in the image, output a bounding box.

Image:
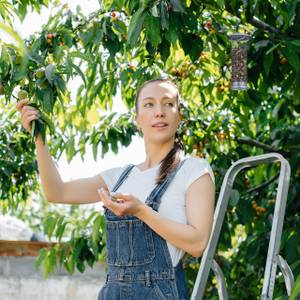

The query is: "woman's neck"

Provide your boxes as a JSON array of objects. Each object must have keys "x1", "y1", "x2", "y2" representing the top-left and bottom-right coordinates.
[{"x1": 140, "y1": 139, "x2": 175, "y2": 169}]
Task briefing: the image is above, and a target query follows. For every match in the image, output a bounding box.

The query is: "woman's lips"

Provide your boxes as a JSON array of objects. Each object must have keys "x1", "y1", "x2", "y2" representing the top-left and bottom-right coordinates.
[
  {"x1": 152, "y1": 125, "x2": 168, "y2": 129},
  {"x1": 152, "y1": 122, "x2": 168, "y2": 128}
]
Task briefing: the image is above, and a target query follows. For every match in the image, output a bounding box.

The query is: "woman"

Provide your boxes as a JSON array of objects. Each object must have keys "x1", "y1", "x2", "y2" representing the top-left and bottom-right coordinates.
[{"x1": 16, "y1": 77, "x2": 215, "y2": 300}]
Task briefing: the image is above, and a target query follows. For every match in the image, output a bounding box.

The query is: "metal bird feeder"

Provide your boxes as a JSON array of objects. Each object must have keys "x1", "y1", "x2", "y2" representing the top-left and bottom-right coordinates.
[{"x1": 229, "y1": 33, "x2": 250, "y2": 90}]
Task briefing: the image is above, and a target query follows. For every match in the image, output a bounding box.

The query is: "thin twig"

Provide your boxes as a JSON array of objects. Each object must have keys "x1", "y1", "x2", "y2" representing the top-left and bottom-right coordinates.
[
  {"x1": 247, "y1": 172, "x2": 280, "y2": 194},
  {"x1": 11, "y1": 94, "x2": 19, "y2": 101}
]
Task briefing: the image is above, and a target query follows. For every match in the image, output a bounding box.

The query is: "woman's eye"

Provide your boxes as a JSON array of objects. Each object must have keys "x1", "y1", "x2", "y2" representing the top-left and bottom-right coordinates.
[{"x1": 144, "y1": 102, "x2": 173, "y2": 107}]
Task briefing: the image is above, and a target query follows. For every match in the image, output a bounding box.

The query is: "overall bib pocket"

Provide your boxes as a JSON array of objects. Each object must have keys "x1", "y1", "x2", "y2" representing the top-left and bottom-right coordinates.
[{"x1": 106, "y1": 219, "x2": 155, "y2": 266}]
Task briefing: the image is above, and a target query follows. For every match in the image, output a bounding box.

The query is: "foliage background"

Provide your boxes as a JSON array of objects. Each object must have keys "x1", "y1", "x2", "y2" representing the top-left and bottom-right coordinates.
[{"x1": 1, "y1": 0, "x2": 300, "y2": 299}]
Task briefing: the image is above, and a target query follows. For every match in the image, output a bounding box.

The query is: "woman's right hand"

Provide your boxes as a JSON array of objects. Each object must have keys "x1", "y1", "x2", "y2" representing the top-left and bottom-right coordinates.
[{"x1": 16, "y1": 99, "x2": 40, "y2": 134}]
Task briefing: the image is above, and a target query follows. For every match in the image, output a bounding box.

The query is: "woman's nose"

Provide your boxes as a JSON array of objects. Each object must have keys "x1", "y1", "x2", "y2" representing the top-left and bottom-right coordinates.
[{"x1": 154, "y1": 105, "x2": 165, "y2": 117}]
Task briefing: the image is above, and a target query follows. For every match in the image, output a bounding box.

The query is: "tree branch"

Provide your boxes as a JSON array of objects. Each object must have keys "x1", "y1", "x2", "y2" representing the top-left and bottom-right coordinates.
[
  {"x1": 237, "y1": 136, "x2": 290, "y2": 157},
  {"x1": 247, "y1": 172, "x2": 280, "y2": 194},
  {"x1": 237, "y1": 136, "x2": 277, "y2": 151},
  {"x1": 249, "y1": 16, "x2": 282, "y2": 35}
]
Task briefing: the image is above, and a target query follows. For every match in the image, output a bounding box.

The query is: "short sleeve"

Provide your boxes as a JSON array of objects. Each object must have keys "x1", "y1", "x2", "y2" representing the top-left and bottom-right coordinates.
[
  {"x1": 99, "y1": 166, "x2": 123, "y2": 192},
  {"x1": 183, "y1": 157, "x2": 215, "y2": 191}
]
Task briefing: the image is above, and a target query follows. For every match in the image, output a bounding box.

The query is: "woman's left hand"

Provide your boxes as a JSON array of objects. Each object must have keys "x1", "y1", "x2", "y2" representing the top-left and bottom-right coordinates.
[{"x1": 98, "y1": 188, "x2": 145, "y2": 217}]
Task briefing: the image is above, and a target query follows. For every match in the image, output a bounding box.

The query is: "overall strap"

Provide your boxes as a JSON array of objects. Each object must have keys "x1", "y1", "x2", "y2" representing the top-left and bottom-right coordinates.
[
  {"x1": 146, "y1": 158, "x2": 187, "y2": 211},
  {"x1": 111, "y1": 164, "x2": 135, "y2": 192}
]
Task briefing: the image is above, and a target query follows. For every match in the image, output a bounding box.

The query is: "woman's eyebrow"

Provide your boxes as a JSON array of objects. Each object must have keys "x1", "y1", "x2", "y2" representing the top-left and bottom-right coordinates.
[{"x1": 142, "y1": 96, "x2": 175, "y2": 101}]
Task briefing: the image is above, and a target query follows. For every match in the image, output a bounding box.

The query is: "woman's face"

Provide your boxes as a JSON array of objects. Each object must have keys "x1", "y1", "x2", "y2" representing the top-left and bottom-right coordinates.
[{"x1": 135, "y1": 81, "x2": 181, "y2": 145}]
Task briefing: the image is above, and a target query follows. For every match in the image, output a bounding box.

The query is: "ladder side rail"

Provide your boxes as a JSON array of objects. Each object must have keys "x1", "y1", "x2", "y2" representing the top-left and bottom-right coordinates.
[
  {"x1": 212, "y1": 259, "x2": 229, "y2": 300},
  {"x1": 277, "y1": 254, "x2": 295, "y2": 296},
  {"x1": 191, "y1": 153, "x2": 287, "y2": 300},
  {"x1": 261, "y1": 160, "x2": 291, "y2": 300},
  {"x1": 190, "y1": 176, "x2": 234, "y2": 299}
]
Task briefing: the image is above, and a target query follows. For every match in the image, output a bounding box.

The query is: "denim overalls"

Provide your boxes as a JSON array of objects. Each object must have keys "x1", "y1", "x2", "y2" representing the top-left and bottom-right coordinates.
[{"x1": 98, "y1": 159, "x2": 188, "y2": 300}]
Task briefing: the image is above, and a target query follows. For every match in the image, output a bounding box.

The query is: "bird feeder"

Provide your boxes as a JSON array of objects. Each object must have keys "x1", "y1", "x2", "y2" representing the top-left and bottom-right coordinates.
[{"x1": 229, "y1": 33, "x2": 250, "y2": 90}]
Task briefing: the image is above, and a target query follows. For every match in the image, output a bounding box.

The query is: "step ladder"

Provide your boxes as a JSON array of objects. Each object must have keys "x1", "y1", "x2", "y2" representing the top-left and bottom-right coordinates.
[{"x1": 191, "y1": 153, "x2": 293, "y2": 300}]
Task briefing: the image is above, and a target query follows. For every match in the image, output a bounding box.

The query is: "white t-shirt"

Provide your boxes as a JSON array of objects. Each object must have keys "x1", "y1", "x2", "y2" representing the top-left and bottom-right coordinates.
[{"x1": 99, "y1": 155, "x2": 215, "y2": 267}]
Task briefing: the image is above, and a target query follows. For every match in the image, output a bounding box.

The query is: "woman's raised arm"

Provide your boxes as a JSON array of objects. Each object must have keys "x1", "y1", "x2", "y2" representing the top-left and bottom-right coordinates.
[{"x1": 17, "y1": 99, "x2": 108, "y2": 204}]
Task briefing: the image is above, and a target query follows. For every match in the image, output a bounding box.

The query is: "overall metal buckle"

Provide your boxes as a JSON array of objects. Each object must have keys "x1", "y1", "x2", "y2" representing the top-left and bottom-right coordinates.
[{"x1": 145, "y1": 270, "x2": 152, "y2": 287}]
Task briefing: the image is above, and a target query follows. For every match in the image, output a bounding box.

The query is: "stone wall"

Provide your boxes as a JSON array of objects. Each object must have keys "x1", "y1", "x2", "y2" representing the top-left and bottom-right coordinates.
[{"x1": 0, "y1": 242, "x2": 106, "y2": 300}]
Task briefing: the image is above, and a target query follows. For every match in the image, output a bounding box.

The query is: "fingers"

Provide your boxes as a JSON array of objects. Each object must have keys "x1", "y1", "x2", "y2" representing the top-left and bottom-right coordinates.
[
  {"x1": 98, "y1": 189, "x2": 128, "y2": 216},
  {"x1": 16, "y1": 99, "x2": 39, "y2": 117},
  {"x1": 114, "y1": 192, "x2": 131, "y2": 200},
  {"x1": 16, "y1": 98, "x2": 41, "y2": 133},
  {"x1": 16, "y1": 98, "x2": 30, "y2": 112},
  {"x1": 98, "y1": 188, "x2": 119, "y2": 208},
  {"x1": 21, "y1": 106, "x2": 40, "y2": 119},
  {"x1": 21, "y1": 104, "x2": 38, "y2": 117},
  {"x1": 22, "y1": 109, "x2": 40, "y2": 124}
]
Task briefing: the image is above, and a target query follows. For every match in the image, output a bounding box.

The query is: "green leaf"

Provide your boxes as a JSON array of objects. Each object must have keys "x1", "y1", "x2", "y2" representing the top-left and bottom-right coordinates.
[
  {"x1": 76, "y1": 260, "x2": 85, "y2": 273},
  {"x1": 42, "y1": 88, "x2": 53, "y2": 113},
  {"x1": 230, "y1": 189, "x2": 240, "y2": 206},
  {"x1": 70, "y1": 62, "x2": 87, "y2": 87},
  {"x1": 92, "y1": 138, "x2": 99, "y2": 161},
  {"x1": 44, "y1": 215, "x2": 57, "y2": 238},
  {"x1": 281, "y1": 71, "x2": 296, "y2": 93},
  {"x1": 145, "y1": 14, "x2": 161, "y2": 47},
  {"x1": 54, "y1": 216, "x2": 66, "y2": 240},
  {"x1": 290, "y1": 274, "x2": 300, "y2": 300},
  {"x1": 265, "y1": 42, "x2": 281, "y2": 55},
  {"x1": 30, "y1": 120, "x2": 36, "y2": 142},
  {"x1": 141, "y1": 0, "x2": 153, "y2": 9},
  {"x1": 290, "y1": 39, "x2": 300, "y2": 48},
  {"x1": 68, "y1": 51, "x2": 89, "y2": 62},
  {"x1": 295, "y1": 72, "x2": 300, "y2": 104},
  {"x1": 64, "y1": 256, "x2": 75, "y2": 274},
  {"x1": 170, "y1": 0, "x2": 186, "y2": 13},
  {"x1": 127, "y1": 8, "x2": 147, "y2": 47},
  {"x1": 45, "y1": 63, "x2": 55, "y2": 83},
  {"x1": 181, "y1": 33, "x2": 203, "y2": 62},
  {"x1": 40, "y1": 112, "x2": 55, "y2": 134},
  {"x1": 53, "y1": 75, "x2": 66, "y2": 93},
  {"x1": 92, "y1": 215, "x2": 102, "y2": 243},
  {"x1": 66, "y1": 135, "x2": 76, "y2": 163},
  {"x1": 111, "y1": 138, "x2": 118, "y2": 154},
  {"x1": 82, "y1": 211, "x2": 99, "y2": 228},
  {"x1": 111, "y1": 19, "x2": 127, "y2": 35},
  {"x1": 35, "y1": 248, "x2": 48, "y2": 269},
  {"x1": 48, "y1": 248, "x2": 57, "y2": 272},
  {"x1": 282, "y1": 46, "x2": 299, "y2": 71},
  {"x1": 150, "y1": 5, "x2": 159, "y2": 17},
  {"x1": 0, "y1": 22, "x2": 25, "y2": 56},
  {"x1": 263, "y1": 51, "x2": 273, "y2": 76},
  {"x1": 272, "y1": 98, "x2": 285, "y2": 120},
  {"x1": 111, "y1": 0, "x2": 123, "y2": 10},
  {"x1": 158, "y1": 38, "x2": 171, "y2": 62},
  {"x1": 160, "y1": 1, "x2": 169, "y2": 30},
  {"x1": 56, "y1": 222, "x2": 68, "y2": 241}
]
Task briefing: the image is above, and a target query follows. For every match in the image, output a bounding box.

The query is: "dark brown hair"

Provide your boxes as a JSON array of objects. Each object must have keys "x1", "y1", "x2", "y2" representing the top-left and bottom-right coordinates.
[{"x1": 135, "y1": 77, "x2": 184, "y2": 185}]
